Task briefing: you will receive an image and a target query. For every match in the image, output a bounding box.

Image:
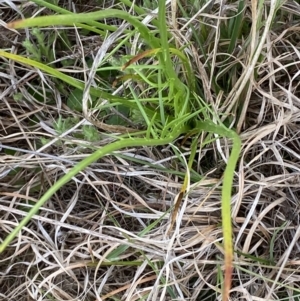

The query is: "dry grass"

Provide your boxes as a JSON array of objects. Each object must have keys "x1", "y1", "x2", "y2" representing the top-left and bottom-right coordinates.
[{"x1": 1, "y1": 0, "x2": 300, "y2": 300}]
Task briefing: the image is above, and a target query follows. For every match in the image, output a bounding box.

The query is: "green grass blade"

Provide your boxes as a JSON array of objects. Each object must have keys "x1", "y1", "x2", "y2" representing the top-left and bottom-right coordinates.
[
  {"x1": 227, "y1": 0, "x2": 245, "y2": 54},
  {"x1": 0, "y1": 127, "x2": 187, "y2": 253},
  {"x1": 8, "y1": 10, "x2": 161, "y2": 50},
  {"x1": 195, "y1": 120, "x2": 241, "y2": 301},
  {"x1": 31, "y1": 0, "x2": 121, "y2": 34}
]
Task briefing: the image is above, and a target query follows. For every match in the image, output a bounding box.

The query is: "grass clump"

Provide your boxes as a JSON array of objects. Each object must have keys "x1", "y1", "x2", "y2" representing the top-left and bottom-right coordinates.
[{"x1": 1, "y1": 0, "x2": 300, "y2": 301}]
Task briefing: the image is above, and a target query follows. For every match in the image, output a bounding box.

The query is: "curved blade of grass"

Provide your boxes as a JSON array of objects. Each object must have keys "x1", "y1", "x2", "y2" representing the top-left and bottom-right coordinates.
[
  {"x1": 0, "y1": 125, "x2": 188, "y2": 253},
  {"x1": 195, "y1": 120, "x2": 241, "y2": 301},
  {"x1": 31, "y1": 0, "x2": 122, "y2": 35},
  {"x1": 7, "y1": 10, "x2": 161, "y2": 51},
  {"x1": 0, "y1": 99, "x2": 195, "y2": 253},
  {"x1": 32, "y1": 0, "x2": 167, "y2": 37}
]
